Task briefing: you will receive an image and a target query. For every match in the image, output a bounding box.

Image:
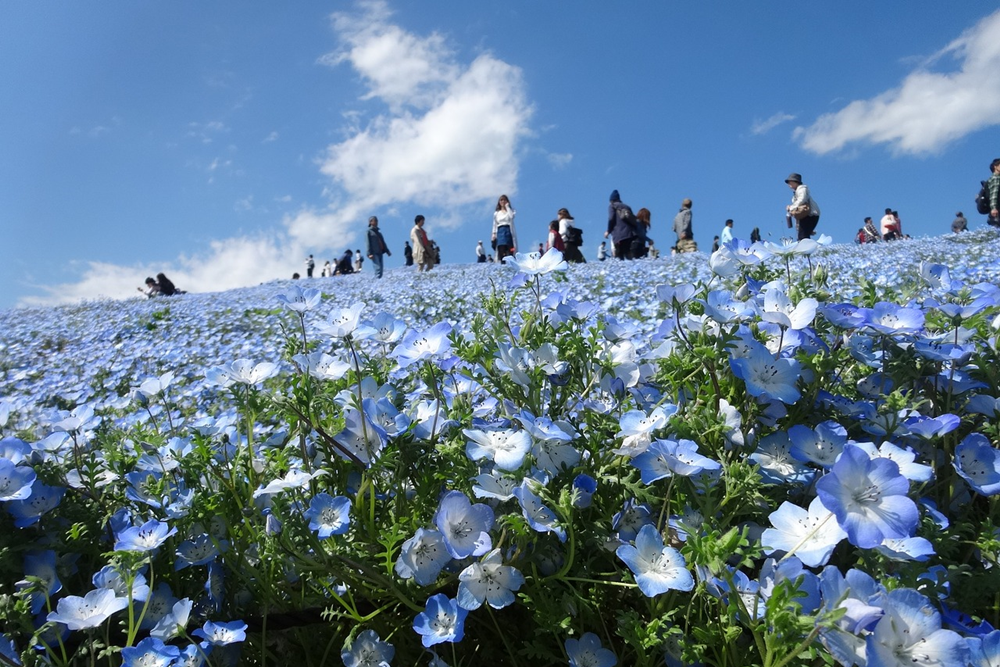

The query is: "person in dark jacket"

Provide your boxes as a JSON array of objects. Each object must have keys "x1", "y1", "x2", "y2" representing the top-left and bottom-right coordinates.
[
  {"x1": 334, "y1": 250, "x2": 354, "y2": 275},
  {"x1": 366, "y1": 216, "x2": 391, "y2": 278},
  {"x1": 605, "y1": 189, "x2": 636, "y2": 260},
  {"x1": 404, "y1": 241, "x2": 413, "y2": 266},
  {"x1": 156, "y1": 273, "x2": 177, "y2": 296}
]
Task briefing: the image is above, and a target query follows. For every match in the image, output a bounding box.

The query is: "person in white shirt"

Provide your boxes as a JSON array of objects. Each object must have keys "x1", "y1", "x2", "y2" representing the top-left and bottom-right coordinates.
[
  {"x1": 476, "y1": 241, "x2": 486, "y2": 263},
  {"x1": 492, "y1": 195, "x2": 518, "y2": 263},
  {"x1": 720, "y1": 219, "x2": 735, "y2": 245},
  {"x1": 784, "y1": 172, "x2": 821, "y2": 240}
]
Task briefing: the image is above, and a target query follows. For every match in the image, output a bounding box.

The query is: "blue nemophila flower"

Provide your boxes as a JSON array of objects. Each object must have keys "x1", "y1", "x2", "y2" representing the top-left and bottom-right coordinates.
[
  {"x1": 612, "y1": 499, "x2": 653, "y2": 542},
  {"x1": 616, "y1": 524, "x2": 694, "y2": 597},
  {"x1": 434, "y1": 491, "x2": 494, "y2": 559},
  {"x1": 788, "y1": 421, "x2": 847, "y2": 468},
  {"x1": 175, "y1": 533, "x2": 227, "y2": 570},
  {"x1": 456, "y1": 549, "x2": 525, "y2": 610},
  {"x1": 761, "y1": 497, "x2": 847, "y2": 567},
  {"x1": 849, "y1": 440, "x2": 933, "y2": 483},
  {"x1": 702, "y1": 289, "x2": 754, "y2": 324},
  {"x1": 614, "y1": 406, "x2": 673, "y2": 456},
  {"x1": 821, "y1": 302, "x2": 868, "y2": 329},
  {"x1": 276, "y1": 285, "x2": 322, "y2": 313},
  {"x1": 572, "y1": 474, "x2": 597, "y2": 509},
  {"x1": 759, "y1": 557, "x2": 820, "y2": 614},
  {"x1": 121, "y1": 637, "x2": 180, "y2": 667},
  {"x1": 20, "y1": 550, "x2": 62, "y2": 615},
  {"x1": 866, "y1": 589, "x2": 969, "y2": 667},
  {"x1": 862, "y1": 302, "x2": 925, "y2": 336},
  {"x1": 954, "y1": 433, "x2": 1000, "y2": 495},
  {"x1": 315, "y1": 302, "x2": 366, "y2": 339},
  {"x1": 333, "y1": 400, "x2": 388, "y2": 467},
  {"x1": 193, "y1": 619, "x2": 247, "y2": 646},
  {"x1": 176, "y1": 644, "x2": 207, "y2": 667},
  {"x1": 818, "y1": 566, "x2": 885, "y2": 640},
  {"x1": 919, "y1": 261, "x2": 961, "y2": 293},
  {"x1": 0, "y1": 459, "x2": 36, "y2": 501},
  {"x1": 631, "y1": 438, "x2": 721, "y2": 484},
  {"x1": 513, "y1": 479, "x2": 566, "y2": 542},
  {"x1": 114, "y1": 518, "x2": 177, "y2": 553},
  {"x1": 967, "y1": 630, "x2": 1000, "y2": 667},
  {"x1": 292, "y1": 351, "x2": 351, "y2": 381},
  {"x1": 205, "y1": 358, "x2": 279, "y2": 387},
  {"x1": 566, "y1": 632, "x2": 617, "y2": 667},
  {"x1": 816, "y1": 444, "x2": 919, "y2": 549},
  {"x1": 904, "y1": 413, "x2": 961, "y2": 440},
  {"x1": 342, "y1": 628, "x2": 394, "y2": 667},
  {"x1": 6, "y1": 480, "x2": 65, "y2": 528},
  {"x1": 472, "y1": 469, "x2": 519, "y2": 502},
  {"x1": 413, "y1": 593, "x2": 468, "y2": 647},
  {"x1": 395, "y1": 527, "x2": 452, "y2": 586},
  {"x1": 760, "y1": 286, "x2": 818, "y2": 330},
  {"x1": 463, "y1": 427, "x2": 532, "y2": 471},
  {"x1": 875, "y1": 536, "x2": 935, "y2": 562},
  {"x1": 750, "y1": 431, "x2": 816, "y2": 486},
  {"x1": 253, "y1": 468, "x2": 328, "y2": 499},
  {"x1": 358, "y1": 311, "x2": 407, "y2": 344},
  {"x1": 391, "y1": 322, "x2": 453, "y2": 369},
  {"x1": 150, "y1": 598, "x2": 193, "y2": 640},
  {"x1": 47, "y1": 587, "x2": 129, "y2": 630},
  {"x1": 506, "y1": 248, "x2": 568, "y2": 276},
  {"x1": 303, "y1": 493, "x2": 351, "y2": 538},
  {"x1": 729, "y1": 339, "x2": 801, "y2": 404},
  {"x1": 0, "y1": 636, "x2": 20, "y2": 667}
]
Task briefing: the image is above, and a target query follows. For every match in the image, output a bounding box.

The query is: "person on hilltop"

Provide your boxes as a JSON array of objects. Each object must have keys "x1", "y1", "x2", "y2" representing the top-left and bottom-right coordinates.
[
  {"x1": 597, "y1": 241, "x2": 607, "y2": 261},
  {"x1": 411, "y1": 215, "x2": 434, "y2": 272},
  {"x1": 558, "y1": 208, "x2": 585, "y2": 263},
  {"x1": 156, "y1": 273, "x2": 180, "y2": 296},
  {"x1": 784, "y1": 172, "x2": 821, "y2": 241},
  {"x1": 366, "y1": 216, "x2": 391, "y2": 279},
  {"x1": 986, "y1": 158, "x2": 1000, "y2": 227},
  {"x1": 354, "y1": 249, "x2": 364, "y2": 272},
  {"x1": 951, "y1": 211, "x2": 968, "y2": 234},
  {"x1": 321, "y1": 260, "x2": 332, "y2": 277},
  {"x1": 673, "y1": 198, "x2": 697, "y2": 254},
  {"x1": 492, "y1": 194, "x2": 518, "y2": 264},
  {"x1": 334, "y1": 249, "x2": 354, "y2": 275},
  {"x1": 138, "y1": 277, "x2": 160, "y2": 298},
  {"x1": 863, "y1": 217, "x2": 881, "y2": 243},
  {"x1": 633, "y1": 208, "x2": 651, "y2": 258},
  {"x1": 476, "y1": 240, "x2": 486, "y2": 263},
  {"x1": 711, "y1": 236, "x2": 720, "y2": 253},
  {"x1": 305, "y1": 254, "x2": 315, "y2": 278},
  {"x1": 879, "y1": 208, "x2": 898, "y2": 241},
  {"x1": 404, "y1": 241, "x2": 413, "y2": 266},
  {"x1": 547, "y1": 220, "x2": 565, "y2": 253},
  {"x1": 606, "y1": 189, "x2": 637, "y2": 260},
  {"x1": 720, "y1": 219, "x2": 735, "y2": 246}
]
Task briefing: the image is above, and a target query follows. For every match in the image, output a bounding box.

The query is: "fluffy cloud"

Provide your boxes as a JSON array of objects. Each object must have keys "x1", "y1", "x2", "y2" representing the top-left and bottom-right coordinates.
[
  {"x1": 21, "y1": 0, "x2": 532, "y2": 307},
  {"x1": 795, "y1": 10, "x2": 1000, "y2": 155},
  {"x1": 751, "y1": 112, "x2": 795, "y2": 136}
]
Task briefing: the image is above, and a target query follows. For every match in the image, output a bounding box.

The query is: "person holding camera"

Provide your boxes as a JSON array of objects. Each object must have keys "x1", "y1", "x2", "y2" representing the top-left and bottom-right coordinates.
[{"x1": 784, "y1": 173, "x2": 820, "y2": 240}]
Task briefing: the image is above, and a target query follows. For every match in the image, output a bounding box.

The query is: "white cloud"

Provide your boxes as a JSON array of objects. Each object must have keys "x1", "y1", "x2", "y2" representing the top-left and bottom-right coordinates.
[
  {"x1": 546, "y1": 152, "x2": 573, "y2": 169},
  {"x1": 23, "y1": 0, "x2": 532, "y2": 307},
  {"x1": 263, "y1": 131, "x2": 279, "y2": 143},
  {"x1": 795, "y1": 10, "x2": 1000, "y2": 155},
  {"x1": 751, "y1": 112, "x2": 795, "y2": 136}
]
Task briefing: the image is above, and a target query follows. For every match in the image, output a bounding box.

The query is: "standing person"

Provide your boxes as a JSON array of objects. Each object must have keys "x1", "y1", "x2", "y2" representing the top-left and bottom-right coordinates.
[
  {"x1": 476, "y1": 240, "x2": 486, "y2": 263},
  {"x1": 404, "y1": 241, "x2": 413, "y2": 266},
  {"x1": 720, "y1": 219, "x2": 735, "y2": 245},
  {"x1": 863, "y1": 217, "x2": 881, "y2": 243},
  {"x1": 673, "y1": 199, "x2": 697, "y2": 253},
  {"x1": 547, "y1": 220, "x2": 565, "y2": 252},
  {"x1": 951, "y1": 211, "x2": 968, "y2": 233},
  {"x1": 633, "y1": 208, "x2": 651, "y2": 258},
  {"x1": 410, "y1": 215, "x2": 434, "y2": 272},
  {"x1": 321, "y1": 260, "x2": 331, "y2": 277},
  {"x1": 711, "y1": 236, "x2": 720, "y2": 253},
  {"x1": 597, "y1": 241, "x2": 607, "y2": 261},
  {"x1": 354, "y1": 249, "x2": 364, "y2": 272},
  {"x1": 784, "y1": 173, "x2": 820, "y2": 241},
  {"x1": 305, "y1": 254, "x2": 315, "y2": 278},
  {"x1": 537, "y1": 242, "x2": 544, "y2": 254},
  {"x1": 879, "y1": 208, "x2": 897, "y2": 240},
  {"x1": 366, "y1": 216, "x2": 391, "y2": 279},
  {"x1": 492, "y1": 194, "x2": 518, "y2": 264},
  {"x1": 987, "y1": 158, "x2": 1000, "y2": 227},
  {"x1": 606, "y1": 190, "x2": 637, "y2": 260},
  {"x1": 557, "y1": 208, "x2": 585, "y2": 263}
]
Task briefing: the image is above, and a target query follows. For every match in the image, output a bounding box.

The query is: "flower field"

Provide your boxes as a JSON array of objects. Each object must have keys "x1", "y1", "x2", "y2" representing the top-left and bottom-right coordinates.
[{"x1": 2, "y1": 230, "x2": 1000, "y2": 667}]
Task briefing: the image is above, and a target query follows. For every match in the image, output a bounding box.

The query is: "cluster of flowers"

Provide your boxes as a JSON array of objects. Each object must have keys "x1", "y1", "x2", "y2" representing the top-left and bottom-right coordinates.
[{"x1": 1, "y1": 230, "x2": 1000, "y2": 666}]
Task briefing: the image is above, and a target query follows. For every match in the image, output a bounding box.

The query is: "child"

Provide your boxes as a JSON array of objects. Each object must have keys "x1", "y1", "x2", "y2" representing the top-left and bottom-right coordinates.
[{"x1": 547, "y1": 220, "x2": 565, "y2": 252}]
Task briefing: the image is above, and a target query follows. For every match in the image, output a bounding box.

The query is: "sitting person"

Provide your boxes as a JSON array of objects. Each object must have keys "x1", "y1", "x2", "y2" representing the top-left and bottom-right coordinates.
[
  {"x1": 334, "y1": 250, "x2": 354, "y2": 275},
  {"x1": 156, "y1": 273, "x2": 178, "y2": 296},
  {"x1": 138, "y1": 277, "x2": 160, "y2": 298}
]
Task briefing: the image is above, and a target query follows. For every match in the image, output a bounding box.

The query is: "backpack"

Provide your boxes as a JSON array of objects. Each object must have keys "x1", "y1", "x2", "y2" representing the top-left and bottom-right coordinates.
[
  {"x1": 615, "y1": 203, "x2": 637, "y2": 229},
  {"x1": 567, "y1": 227, "x2": 584, "y2": 247},
  {"x1": 976, "y1": 180, "x2": 992, "y2": 215}
]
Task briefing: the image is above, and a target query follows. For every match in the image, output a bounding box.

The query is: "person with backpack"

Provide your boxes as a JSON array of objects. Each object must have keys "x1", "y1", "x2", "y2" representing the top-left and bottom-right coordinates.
[
  {"x1": 558, "y1": 208, "x2": 585, "y2": 263},
  {"x1": 784, "y1": 173, "x2": 820, "y2": 241},
  {"x1": 606, "y1": 189, "x2": 637, "y2": 260}
]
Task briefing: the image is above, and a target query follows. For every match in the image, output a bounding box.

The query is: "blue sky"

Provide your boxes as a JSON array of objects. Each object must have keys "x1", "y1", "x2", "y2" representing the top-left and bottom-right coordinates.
[{"x1": 3, "y1": 2, "x2": 1000, "y2": 308}]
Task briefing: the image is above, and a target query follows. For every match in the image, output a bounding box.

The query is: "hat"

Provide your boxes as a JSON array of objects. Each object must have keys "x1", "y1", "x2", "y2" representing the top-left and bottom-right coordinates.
[
  {"x1": 368, "y1": 216, "x2": 378, "y2": 224},
  {"x1": 609, "y1": 189, "x2": 621, "y2": 202},
  {"x1": 681, "y1": 198, "x2": 692, "y2": 207},
  {"x1": 784, "y1": 173, "x2": 803, "y2": 184}
]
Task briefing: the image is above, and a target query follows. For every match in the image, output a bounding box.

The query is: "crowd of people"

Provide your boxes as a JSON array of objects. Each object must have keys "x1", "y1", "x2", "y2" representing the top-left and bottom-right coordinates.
[{"x1": 288, "y1": 160, "x2": 1000, "y2": 279}]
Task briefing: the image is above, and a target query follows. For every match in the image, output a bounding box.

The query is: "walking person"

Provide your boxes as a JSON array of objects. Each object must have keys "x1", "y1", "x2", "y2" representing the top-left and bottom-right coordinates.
[
  {"x1": 492, "y1": 194, "x2": 518, "y2": 264},
  {"x1": 410, "y1": 215, "x2": 434, "y2": 272},
  {"x1": 784, "y1": 173, "x2": 820, "y2": 241},
  {"x1": 366, "y1": 216, "x2": 391, "y2": 279},
  {"x1": 558, "y1": 208, "x2": 585, "y2": 263},
  {"x1": 987, "y1": 158, "x2": 1000, "y2": 227},
  {"x1": 606, "y1": 189, "x2": 637, "y2": 260},
  {"x1": 305, "y1": 254, "x2": 315, "y2": 278},
  {"x1": 404, "y1": 241, "x2": 413, "y2": 266},
  {"x1": 673, "y1": 198, "x2": 697, "y2": 253},
  {"x1": 597, "y1": 241, "x2": 607, "y2": 261},
  {"x1": 476, "y1": 240, "x2": 486, "y2": 263},
  {"x1": 354, "y1": 249, "x2": 364, "y2": 272}
]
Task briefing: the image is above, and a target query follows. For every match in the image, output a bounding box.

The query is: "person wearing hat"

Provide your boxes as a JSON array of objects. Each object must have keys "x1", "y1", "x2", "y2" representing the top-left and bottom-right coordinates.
[
  {"x1": 366, "y1": 216, "x2": 391, "y2": 279},
  {"x1": 673, "y1": 198, "x2": 695, "y2": 253},
  {"x1": 784, "y1": 172, "x2": 820, "y2": 241}
]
